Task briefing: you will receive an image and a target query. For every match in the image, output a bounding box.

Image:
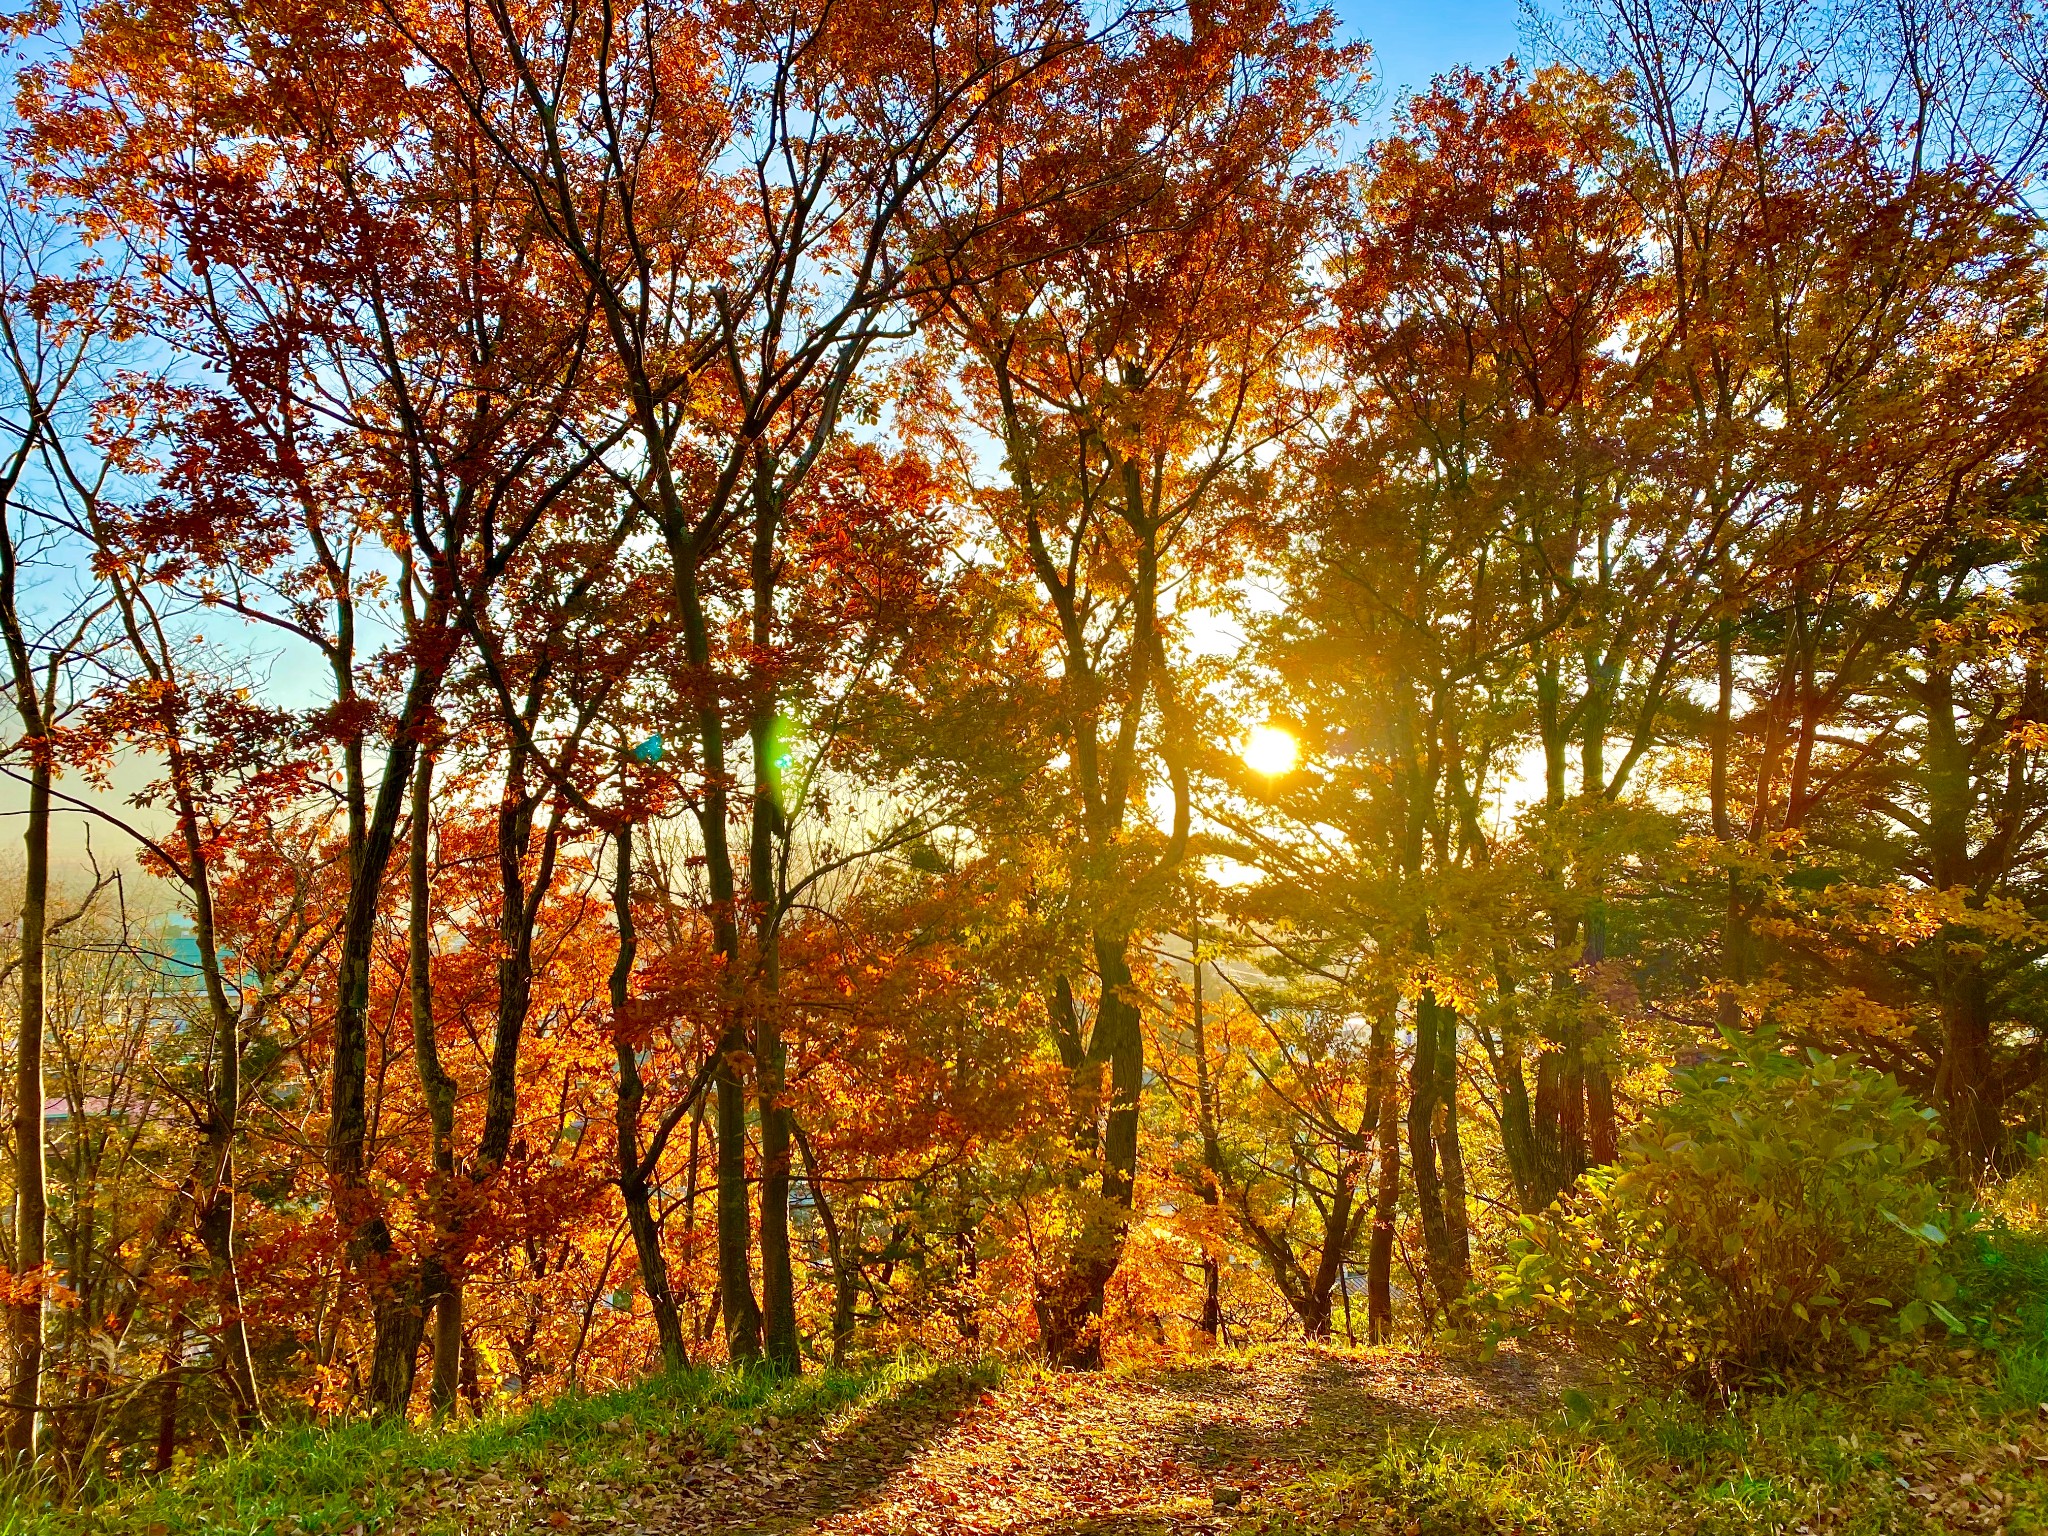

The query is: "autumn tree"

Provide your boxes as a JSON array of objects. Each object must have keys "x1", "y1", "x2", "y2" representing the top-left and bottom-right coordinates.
[
  {"x1": 922, "y1": 0, "x2": 1353, "y2": 1363},
  {"x1": 29, "y1": 0, "x2": 629, "y2": 1410}
]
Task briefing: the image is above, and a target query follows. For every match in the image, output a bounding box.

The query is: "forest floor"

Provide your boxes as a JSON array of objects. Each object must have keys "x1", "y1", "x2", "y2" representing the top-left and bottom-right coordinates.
[
  {"x1": 37, "y1": 1337, "x2": 2048, "y2": 1536},
  {"x1": 542, "y1": 1344, "x2": 1578, "y2": 1536}
]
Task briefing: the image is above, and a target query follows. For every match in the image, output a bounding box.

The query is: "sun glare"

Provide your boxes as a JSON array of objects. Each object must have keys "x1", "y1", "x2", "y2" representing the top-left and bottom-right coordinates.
[{"x1": 1243, "y1": 723, "x2": 1299, "y2": 777}]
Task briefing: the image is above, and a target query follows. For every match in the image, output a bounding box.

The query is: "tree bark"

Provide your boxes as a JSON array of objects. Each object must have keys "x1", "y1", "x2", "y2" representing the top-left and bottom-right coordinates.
[
  {"x1": 154, "y1": 1313, "x2": 184, "y2": 1474},
  {"x1": 1, "y1": 518, "x2": 49, "y2": 1462},
  {"x1": 749, "y1": 480, "x2": 798, "y2": 1372},
  {"x1": 1367, "y1": 1033, "x2": 1401, "y2": 1345},
  {"x1": 8, "y1": 749, "x2": 46, "y2": 1464},
  {"x1": 409, "y1": 755, "x2": 463, "y2": 1416},
  {"x1": 1407, "y1": 992, "x2": 1469, "y2": 1315},
  {"x1": 795, "y1": 1125, "x2": 856, "y2": 1366},
  {"x1": 611, "y1": 814, "x2": 689, "y2": 1372},
  {"x1": 1189, "y1": 938, "x2": 1223, "y2": 1344},
  {"x1": 1036, "y1": 932, "x2": 1145, "y2": 1369},
  {"x1": 1924, "y1": 661, "x2": 2004, "y2": 1173},
  {"x1": 332, "y1": 648, "x2": 450, "y2": 1418},
  {"x1": 429, "y1": 1283, "x2": 462, "y2": 1416}
]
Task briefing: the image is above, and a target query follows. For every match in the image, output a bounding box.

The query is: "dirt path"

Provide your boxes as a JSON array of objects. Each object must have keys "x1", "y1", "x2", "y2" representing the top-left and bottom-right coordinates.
[{"x1": 614, "y1": 1347, "x2": 1572, "y2": 1536}]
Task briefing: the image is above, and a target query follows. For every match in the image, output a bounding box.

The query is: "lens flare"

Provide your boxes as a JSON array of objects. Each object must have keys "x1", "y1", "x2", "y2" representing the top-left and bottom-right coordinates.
[{"x1": 1243, "y1": 724, "x2": 1299, "y2": 776}]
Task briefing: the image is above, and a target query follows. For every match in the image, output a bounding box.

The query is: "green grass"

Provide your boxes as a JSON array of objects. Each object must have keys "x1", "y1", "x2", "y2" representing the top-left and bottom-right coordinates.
[
  {"x1": 1238, "y1": 1351, "x2": 2047, "y2": 1536},
  {"x1": 18, "y1": 1175, "x2": 2048, "y2": 1536},
  {"x1": 1240, "y1": 1215, "x2": 2048, "y2": 1536},
  {"x1": 4, "y1": 1355, "x2": 992, "y2": 1536}
]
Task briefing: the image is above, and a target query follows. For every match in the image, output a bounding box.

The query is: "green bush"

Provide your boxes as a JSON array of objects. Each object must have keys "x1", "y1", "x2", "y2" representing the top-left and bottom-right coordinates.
[{"x1": 1491, "y1": 1034, "x2": 1961, "y2": 1389}]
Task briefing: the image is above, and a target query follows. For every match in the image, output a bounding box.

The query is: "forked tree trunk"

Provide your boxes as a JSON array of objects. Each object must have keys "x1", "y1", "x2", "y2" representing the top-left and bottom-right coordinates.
[
  {"x1": 1037, "y1": 932, "x2": 1145, "y2": 1369},
  {"x1": 1407, "y1": 992, "x2": 1469, "y2": 1315},
  {"x1": 332, "y1": 653, "x2": 449, "y2": 1419},
  {"x1": 611, "y1": 815, "x2": 689, "y2": 1371}
]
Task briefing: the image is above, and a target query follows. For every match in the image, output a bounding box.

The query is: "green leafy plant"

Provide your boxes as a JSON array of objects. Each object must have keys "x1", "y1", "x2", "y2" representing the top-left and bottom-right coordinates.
[{"x1": 1491, "y1": 1034, "x2": 1962, "y2": 1388}]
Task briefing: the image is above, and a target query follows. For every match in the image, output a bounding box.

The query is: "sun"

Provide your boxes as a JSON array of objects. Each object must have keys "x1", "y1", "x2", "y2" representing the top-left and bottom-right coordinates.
[{"x1": 1242, "y1": 723, "x2": 1299, "y2": 777}]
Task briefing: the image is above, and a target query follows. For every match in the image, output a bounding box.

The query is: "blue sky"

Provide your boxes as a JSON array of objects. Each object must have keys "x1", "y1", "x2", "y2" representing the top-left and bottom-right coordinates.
[{"x1": 1333, "y1": 0, "x2": 1530, "y2": 106}]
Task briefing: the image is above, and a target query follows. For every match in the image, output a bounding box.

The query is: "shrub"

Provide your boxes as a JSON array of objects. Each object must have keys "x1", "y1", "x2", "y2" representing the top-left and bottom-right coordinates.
[{"x1": 1490, "y1": 1034, "x2": 1960, "y2": 1388}]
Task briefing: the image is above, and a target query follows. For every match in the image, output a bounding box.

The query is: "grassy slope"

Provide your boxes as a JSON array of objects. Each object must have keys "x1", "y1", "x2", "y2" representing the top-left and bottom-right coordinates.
[
  {"x1": 10, "y1": 1358, "x2": 987, "y2": 1536},
  {"x1": 16, "y1": 1181, "x2": 2048, "y2": 1536},
  {"x1": 10, "y1": 1341, "x2": 2048, "y2": 1536},
  {"x1": 1251, "y1": 1184, "x2": 2048, "y2": 1536},
  {"x1": 1248, "y1": 1344, "x2": 2048, "y2": 1536}
]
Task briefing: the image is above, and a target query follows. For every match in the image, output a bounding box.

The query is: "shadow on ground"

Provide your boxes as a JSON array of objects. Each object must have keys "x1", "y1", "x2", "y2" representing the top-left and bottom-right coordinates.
[
  {"x1": 1147, "y1": 1345, "x2": 1577, "y2": 1472},
  {"x1": 670, "y1": 1366, "x2": 987, "y2": 1534}
]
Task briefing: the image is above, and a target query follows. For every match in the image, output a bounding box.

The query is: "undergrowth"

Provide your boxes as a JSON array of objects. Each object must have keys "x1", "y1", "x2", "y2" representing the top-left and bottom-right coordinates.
[{"x1": 1249, "y1": 1181, "x2": 2048, "y2": 1536}]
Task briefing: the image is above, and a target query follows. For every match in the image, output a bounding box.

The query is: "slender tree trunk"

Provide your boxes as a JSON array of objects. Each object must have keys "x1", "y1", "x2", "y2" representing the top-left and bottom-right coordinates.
[
  {"x1": 795, "y1": 1127, "x2": 855, "y2": 1366},
  {"x1": 8, "y1": 749, "x2": 46, "y2": 1463},
  {"x1": 1368, "y1": 1085, "x2": 1399, "y2": 1344},
  {"x1": 1435, "y1": 1009, "x2": 1470, "y2": 1291},
  {"x1": 429, "y1": 1285, "x2": 462, "y2": 1415},
  {"x1": 611, "y1": 814, "x2": 688, "y2": 1372},
  {"x1": 1924, "y1": 661, "x2": 2003, "y2": 1173},
  {"x1": 1098, "y1": 932, "x2": 1144, "y2": 1200},
  {"x1": 660, "y1": 537, "x2": 762, "y2": 1365},
  {"x1": 748, "y1": 480, "x2": 799, "y2": 1374},
  {"x1": 154, "y1": 1310, "x2": 186, "y2": 1474},
  {"x1": 1579, "y1": 888, "x2": 1617, "y2": 1169},
  {"x1": 714, "y1": 1046, "x2": 762, "y2": 1361},
  {"x1": 750, "y1": 750, "x2": 797, "y2": 1370},
  {"x1": 332, "y1": 653, "x2": 447, "y2": 1419},
  {"x1": 193, "y1": 1177, "x2": 259, "y2": 1431},
  {"x1": 1498, "y1": 1045, "x2": 1542, "y2": 1212},
  {"x1": 753, "y1": 977, "x2": 796, "y2": 1373},
  {"x1": 176, "y1": 768, "x2": 261, "y2": 1434},
  {"x1": 1189, "y1": 935, "x2": 1223, "y2": 1344},
  {"x1": 409, "y1": 756, "x2": 463, "y2": 1416}
]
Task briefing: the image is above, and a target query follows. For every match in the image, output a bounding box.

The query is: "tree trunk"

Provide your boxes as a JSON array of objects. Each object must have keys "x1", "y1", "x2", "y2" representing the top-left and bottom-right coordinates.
[
  {"x1": 193, "y1": 1181, "x2": 259, "y2": 1431},
  {"x1": 714, "y1": 1045, "x2": 763, "y2": 1362},
  {"x1": 408, "y1": 756, "x2": 465, "y2": 1415},
  {"x1": 611, "y1": 814, "x2": 689, "y2": 1372},
  {"x1": 179, "y1": 782, "x2": 262, "y2": 1434},
  {"x1": 8, "y1": 750, "x2": 46, "y2": 1463},
  {"x1": 1367, "y1": 1044, "x2": 1400, "y2": 1345},
  {"x1": 659, "y1": 537, "x2": 762, "y2": 1366},
  {"x1": 1924, "y1": 660, "x2": 2004, "y2": 1174},
  {"x1": 366, "y1": 1287, "x2": 429, "y2": 1418},
  {"x1": 1189, "y1": 937, "x2": 1223, "y2": 1345},
  {"x1": 1038, "y1": 932, "x2": 1144, "y2": 1369},
  {"x1": 795, "y1": 1125, "x2": 856, "y2": 1366},
  {"x1": 1407, "y1": 992, "x2": 1469, "y2": 1315},
  {"x1": 1095, "y1": 934, "x2": 1144, "y2": 1221},
  {"x1": 749, "y1": 484, "x2": 800, "y2": 1375},
  {"x1": 1300, "y1": 1173, "x2": 1356, "y2": 1343},
  {"x1": 154, "y1": 1313, "x2": 184, "y2": 1474},
  {"x1": 429, "y1": 1277, "x2": 462, "y2": 1416},
  {"x1": 332, "y1": 656, "x2": 447, "y2": 1419}
]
